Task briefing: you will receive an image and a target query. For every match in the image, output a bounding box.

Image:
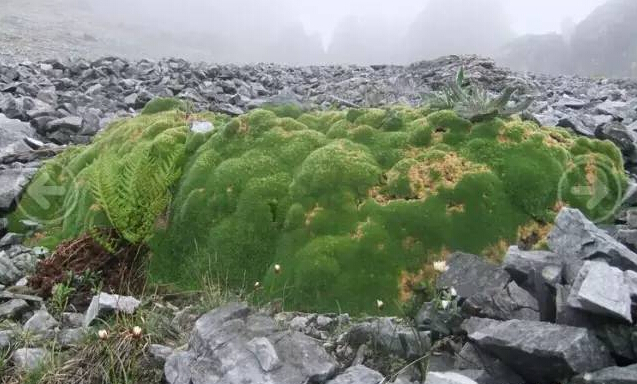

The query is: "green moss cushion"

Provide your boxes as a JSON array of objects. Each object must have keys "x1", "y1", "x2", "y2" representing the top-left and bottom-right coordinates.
[{"x1": 10, "y1": 101, "x2": 627, "y2": 314}]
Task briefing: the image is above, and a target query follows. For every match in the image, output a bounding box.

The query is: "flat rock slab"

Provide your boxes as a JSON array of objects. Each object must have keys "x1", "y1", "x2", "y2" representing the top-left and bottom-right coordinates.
[
  {"x1": 165, "y1": 302, "x2": 338, "y2": 384},
  {"x1": 84, "y1": 292, "x2": 141, "y2": 327},
  {"x1": 12, "y1": 348, "x2": 47, "y2": 371},
  {"x1": 24, "y1": 309, "x2": 59, "y2": 333},
  {"x1": 567, "y1": 261, "x2": 633, "y2": 322},
  {"x1": 437, "y1": 252, "x2": 510, "y2": 300},
  {"x1": 503, "y1": 246, "x2": 563, "y2": 284},
  {"x1": 0, "y1": 298, "x2": 29, "y2": 319},
  {"x1": 425, "y1": 372, "x2": 478, "y2": 384},
  {"x1": 571, "y1": 363, "x2": 637, "y2": 384},
  {"x1": 468, "y1": 319, "x2": 613, "y2": 384},
  {"x1": 463, "y1": 281, "x2": 540, "y2": 321},
  {"x1": 0, "y1": 165, "x2": 38, "y2": 212},
  {"x1": 548, "y1": 208, "x2": 637, "y2": 275},
  {"x1": 326, "y1": 365, "x2": 384, "y2": 384}
]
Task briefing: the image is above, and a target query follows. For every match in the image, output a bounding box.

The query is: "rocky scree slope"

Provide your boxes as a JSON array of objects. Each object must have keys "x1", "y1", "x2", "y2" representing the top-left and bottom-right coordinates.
[{"x1": 1, "y1": 54, "x2": 637, "y2": 383}]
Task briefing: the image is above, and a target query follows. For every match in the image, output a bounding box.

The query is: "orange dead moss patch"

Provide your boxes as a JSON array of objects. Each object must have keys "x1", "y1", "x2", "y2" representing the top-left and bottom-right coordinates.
[
  {"x1": 408, "y1": 153, "x2": 489, "y2": 199},
  {"x1": 482, "y1": 239, "x2": 510, "y2": 263},
  {"x1": 399, "y1": 248, "x2": 451, "y2": 302},
  {"x1": 517, "y1": 221, "x2": 553, "y2": 250}
]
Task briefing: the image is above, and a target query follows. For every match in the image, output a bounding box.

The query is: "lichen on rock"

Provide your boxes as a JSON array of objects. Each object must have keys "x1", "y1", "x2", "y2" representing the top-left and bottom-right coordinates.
[{"x1": 9, "y1": 100, "x2": 627, "y2": 314}]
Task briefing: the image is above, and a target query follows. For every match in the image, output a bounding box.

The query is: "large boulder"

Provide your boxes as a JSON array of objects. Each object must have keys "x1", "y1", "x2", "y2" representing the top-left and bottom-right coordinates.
[
  {"x1": 436, "y1": 253, "x2": 510, "y2": 300},
  {"x1": 164, "y1": 302, "x2": 338, "y2": 384},
  {"x1": 547, "y1": 208, "x2": 637, "y2": 279},
  {"x1": 0, "y1": 164, "x2": 39, "y2": 212},
  {"x1": 326, "y1": 365, "x2": 384, "y2": 384},
  {"x1": 0, "y1": 113, "x2": 36, "y2": 159},
  {"x1": 467, "y1": 319, "x2": 614, "y2": 384},
  {"x1": 567, "y1": 261, "x2": 633, "y2": 323},
  {"x1": 463, "y1": 281, "x2": 540, "y2": 321}
]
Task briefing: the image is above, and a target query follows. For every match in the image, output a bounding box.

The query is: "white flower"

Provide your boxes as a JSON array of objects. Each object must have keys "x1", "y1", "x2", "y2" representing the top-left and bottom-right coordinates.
[
  {"x1": 376, "y1": 299, "x2": 385, "y2": 310},
  {"x1": 440, "y1": 300, "x2": 450, "y2": 310},
  {"x1": 274, "y1": 264, "x2": 282, "y2": 274},
  {"x1": 449, "y1": 287, "x2": 457, "y2": 298},
  {"x1": 433, "y1": 260, "x2": 448, "y2": 273},
  {"x1": 132, "y1": 326, "x2": 143, "y2": 337},
  {"x1": 98, "y1": 329, "x2": 109, "y2": 340},
  {"x1": 254, "y1": 281, "x2": 261, "y2": 289}
]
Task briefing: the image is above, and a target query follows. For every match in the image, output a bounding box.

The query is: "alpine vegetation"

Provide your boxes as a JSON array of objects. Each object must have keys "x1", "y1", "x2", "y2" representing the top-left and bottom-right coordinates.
[{"x1": 9, "y1": 100, "x2": 626, "y2": 313}]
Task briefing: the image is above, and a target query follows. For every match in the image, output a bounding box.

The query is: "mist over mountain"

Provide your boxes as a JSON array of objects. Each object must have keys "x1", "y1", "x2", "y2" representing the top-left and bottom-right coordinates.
[
  {"x1": 401, "y1": 0, "x2": 514, "y2": 62},
  {"x1": 1, "y1": 0, "x2": 635, "y2": 77}
]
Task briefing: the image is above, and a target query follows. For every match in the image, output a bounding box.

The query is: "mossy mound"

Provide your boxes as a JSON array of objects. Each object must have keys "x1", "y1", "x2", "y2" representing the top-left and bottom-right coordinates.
[{"x1": 9, "y1": 102, "x2": 627, "y2": 314}]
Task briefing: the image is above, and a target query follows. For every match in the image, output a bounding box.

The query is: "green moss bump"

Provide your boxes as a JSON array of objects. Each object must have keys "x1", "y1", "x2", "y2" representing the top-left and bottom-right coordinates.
[{"x1": 10, "y1": 101, "x2": 627, "y2": 313}]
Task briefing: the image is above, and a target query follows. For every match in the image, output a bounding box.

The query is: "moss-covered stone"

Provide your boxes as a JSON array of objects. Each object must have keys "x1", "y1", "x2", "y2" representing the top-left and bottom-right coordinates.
[{"x1": 9, "y1": 100, "x2": 627, "y2": 314}]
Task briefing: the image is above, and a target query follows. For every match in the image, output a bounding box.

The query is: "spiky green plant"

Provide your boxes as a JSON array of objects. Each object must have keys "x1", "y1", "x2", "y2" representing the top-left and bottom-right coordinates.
[{"x1": 427, "y1": 67, "x2": 533, "y2": 122}]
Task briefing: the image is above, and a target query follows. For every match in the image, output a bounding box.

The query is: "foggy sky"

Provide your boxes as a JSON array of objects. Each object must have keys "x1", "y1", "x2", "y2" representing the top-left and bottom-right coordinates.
[{"x1": 84, "y1": 0, "x2": 611, "y2": 65}]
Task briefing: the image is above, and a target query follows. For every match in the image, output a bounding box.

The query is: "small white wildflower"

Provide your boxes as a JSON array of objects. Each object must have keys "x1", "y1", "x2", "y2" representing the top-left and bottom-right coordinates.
[
  {"x1": 274, "y1": 264, "x2": 282, "y2": 274},
  {"x1": 376, "y1": 299, "x2": 385, "y2": 310},
  {"x1": 98, "y1": 329, "x2": 109, "y2": 340},
  {"x1": 433, "y1": 260, "x2": 448, "y2": 273},
  {"x1": 132, "y1": 326, "x2": 143, "y2": 337},
  {"x1": 440, "y1": 300, "x2": 450, "y2": 310},
  {"x1": 449, "y1": 287, "x2": 458, "y2": 298},
  {"x1": 254, "y1": 281, "x2": 261, "y2": 289}
]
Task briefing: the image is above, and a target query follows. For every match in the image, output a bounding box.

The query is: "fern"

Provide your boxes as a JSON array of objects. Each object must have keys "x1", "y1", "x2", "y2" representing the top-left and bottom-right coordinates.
[{"x1": 88, "y1": 143, "x2": 183, "y2": 244}]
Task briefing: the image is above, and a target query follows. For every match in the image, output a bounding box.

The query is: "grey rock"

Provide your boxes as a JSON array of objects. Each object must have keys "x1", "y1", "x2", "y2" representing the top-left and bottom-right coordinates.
[
  {"x1": 149, "y1": 344, "x2": 173, "y2": 364},
  {"x1": 556, "y1": 284, "x2": 596, "y2": 327},
  {"x1": 502, "y1": 246, "x2": 562, "y2": 284},
  {"x1": 83, "y1": 292, "x2": 141, "y2": 327},
  {"x1": 12, "y1": 348, "x2": 47, "y2": 371},
  {"x1": 246, "y1": 336, "x2": 282, "y2": 372},
  {"x1": 0, "y1": 165, "x2": 38, "y2": 212},
  {"x1": 0, "y1": 232, "x2": 23, "y2": 247},
  {"x1": 463, "y1": 281, "x2": 540, "y2": 321},
  {"x1": 571, "y1": 364, "x2": 637, "y2": 384},
  {"x1": 567, "y1": 261, "x2": 632, "y2": 322},
  {"x1": 0, "y1": 329, "x2": 15, "y2": 349},
  {"x1": 0, "y1": 252, "x2": 22, "y2": 285},
  {"x1": 61, "y1": 312, "x2": 85, "y2": 328},
  {"x1": 0, "y1": 299, "x2": 29, "y2": 319},
  {"x1": 595, "y1": 122, "x2": 636, "y2": 156},
  {"x1": 460, "y1": 317, "x2": 502, "y2": 336},
  {"x1": 46, "y1": 116, "x2": 83, "y2": 133},
  {"x1": 437, "y1": 252, "x2": 510, "y2": 300},
  {"x1": 627, "y1": 209, "x2": 637, "y2": 229},
  {"x1": 24, "y1": 310, "x2": 59, "y2": 333},
  {"x1": 626, "y1": 270, "x2": 637, "y2": 299},
  {"x1": 547, "y1": 208, "x2": 637, "y2": 276},
  {"x1": 56, "y1": 328, "x2": 85, "y2": 347},
  {"x1": 425, "y1": 371, "x2": 478, "y2": 384},
  {"x1": 468, "y1": 319, "x2": 613, "y2": 384},
  {"x1": 165, "y1": 302, "x2": 337, "y2": 384},
  {"x1": 616, "y1": 229, "x2": 637, "y2": 249},
  {"x1": 0, "y1": 113, "x2": 36, "y2": 159},
  {"x1": 594, "y1": 323, "x2": 637, "y2": 362},
  {"x1": 346, "y1": 317, "x2": 431, "y2": 359},
  {"x1": 327, "y1": 365, "x2": 384, "y2": 384},
  {"x1": 454, "y1": 343, "x2": 525, "y2": 384}
]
